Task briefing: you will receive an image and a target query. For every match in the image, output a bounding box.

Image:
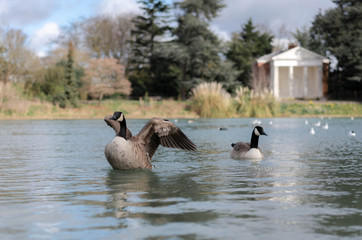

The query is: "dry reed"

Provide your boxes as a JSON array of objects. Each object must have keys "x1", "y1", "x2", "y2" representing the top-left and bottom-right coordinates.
[
  {"x1": 235, "y1": 86, "x2": 278, "y2": 117},
  {"x1": 191, "y1": 82, "x2": 233, "y2": 118}
]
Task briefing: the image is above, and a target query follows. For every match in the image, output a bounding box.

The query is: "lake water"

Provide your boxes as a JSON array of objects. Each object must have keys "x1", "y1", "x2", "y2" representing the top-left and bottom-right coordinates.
[{"x1": 0, "y1": 117, "x2": 361, "y2": 239}]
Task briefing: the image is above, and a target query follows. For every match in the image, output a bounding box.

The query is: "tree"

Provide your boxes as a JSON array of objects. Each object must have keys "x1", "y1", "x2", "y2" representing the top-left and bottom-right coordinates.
[
  {"x1": 173, "y1": 0, "x2": 235, "y2": 98},
  {"x1": 64, "y1": 42, "x2": 80, "y2": 107},
  {"x1": 56, "y1": 14, "x2": 135, "y2": 65},
  {"x1": 42, "y1": 65, "x2": 67, "y2": 106},
  {"x1": 226, "y1": 18, "x2": 273, "y2": 87},
  {"x1": 0, "y1": 28, "x2": 35, "y2": 106},
  {"x1": 310, "y1": 0, "x2": 362, "y2": 99},
  {"x1": 127, "y1": 0, "x2": 171, "y2": 97},
  {"x1": 28, "y1": 43, "x2": 85, "y2": 107},
  {"x1": 292, "y1": 25, "x2": 312, "y2": 49},
  {"x1": 85, "y1": 58, "x2": 131, "y2": 103}
]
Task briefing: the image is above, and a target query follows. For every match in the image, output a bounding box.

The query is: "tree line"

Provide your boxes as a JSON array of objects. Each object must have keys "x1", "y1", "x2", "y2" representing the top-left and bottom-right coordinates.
[{"x1": 0, "y1": 0, "x2": 361, "y2": 108}]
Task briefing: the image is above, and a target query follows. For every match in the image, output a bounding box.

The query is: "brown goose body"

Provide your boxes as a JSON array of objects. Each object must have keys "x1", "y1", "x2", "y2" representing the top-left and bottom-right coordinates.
[{"x1": 104, "y1": 113, "x2": 197, "y2": 170}]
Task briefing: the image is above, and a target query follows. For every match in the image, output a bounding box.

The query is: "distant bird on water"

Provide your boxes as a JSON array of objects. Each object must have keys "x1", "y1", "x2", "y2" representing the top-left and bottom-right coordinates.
[
  {"x1": 104, "y1": 112, "x2": 197, "y2": 170},
  {"x1": 252, "y1": 119, "x2": 262, "y2": 125},
  {"x1": 309, "y1": 127, "x2": 315, "y2": 135},
  {"x1": 230, "y1": 126, "x2": 268, "y2": 159},
  {"x1": 348, "y1": 130, "x2": 356, "y2": 137},
  {"x1": 313, "y1": 121, "x2": 321, "y2": 127}
]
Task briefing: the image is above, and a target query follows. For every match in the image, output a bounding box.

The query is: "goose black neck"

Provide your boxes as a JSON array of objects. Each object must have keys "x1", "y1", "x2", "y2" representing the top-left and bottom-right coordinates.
[
  {"x1": 118, "y1": 118, "x2": 127, "y2": 139},
  {"x1": 250, "y1": 132, "x2": 259, "y2": 149}
]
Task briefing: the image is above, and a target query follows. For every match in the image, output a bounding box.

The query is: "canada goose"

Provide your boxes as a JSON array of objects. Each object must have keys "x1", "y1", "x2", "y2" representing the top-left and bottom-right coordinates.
[
  {"x1": 104, "y1": 112, "x2": 197, "y2": 170},
  {"x1": 230, "y1": 126, "x2": 267, "y2": 159}
]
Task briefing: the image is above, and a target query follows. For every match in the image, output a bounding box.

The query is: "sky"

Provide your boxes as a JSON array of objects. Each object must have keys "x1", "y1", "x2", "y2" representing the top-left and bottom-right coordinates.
[{"x1": 0, "y1": 0, "x2": 336, "y2": 57}]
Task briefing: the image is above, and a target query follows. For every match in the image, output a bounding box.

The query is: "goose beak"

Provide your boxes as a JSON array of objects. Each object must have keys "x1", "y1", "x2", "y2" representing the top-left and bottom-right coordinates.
[
  {"x1": 110, "y1": 115, "x2": 118, "y2": 120},
  {"x1": 262, "y1": 131, "x2": 268, "y2": 136}
]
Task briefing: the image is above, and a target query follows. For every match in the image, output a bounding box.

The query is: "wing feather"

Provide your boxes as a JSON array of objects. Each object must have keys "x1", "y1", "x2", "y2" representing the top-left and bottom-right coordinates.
[
  {"x1": 137, "y1": 118, "x2": 197, "y2": 154},
  {"x1": 146, "y1": 134, "x2": 160, "y2": 158},
  {"x1": 232, "y1": 142, "x2": 250, "y2": 152}
]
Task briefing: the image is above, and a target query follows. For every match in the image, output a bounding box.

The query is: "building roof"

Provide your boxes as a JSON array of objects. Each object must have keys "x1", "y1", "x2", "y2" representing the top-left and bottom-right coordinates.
[{"x1": 257, "y1": 46, "x2": 330, "y2": 64}]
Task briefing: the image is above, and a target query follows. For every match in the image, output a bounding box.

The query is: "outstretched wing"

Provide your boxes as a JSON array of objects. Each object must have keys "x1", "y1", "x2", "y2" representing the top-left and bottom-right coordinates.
[
  {"x1": 136, "y1": 118, "x2": 197, "y2": 158},
  {"x1": 104, "y1": 115, "x2": 133, "y2": 139}
]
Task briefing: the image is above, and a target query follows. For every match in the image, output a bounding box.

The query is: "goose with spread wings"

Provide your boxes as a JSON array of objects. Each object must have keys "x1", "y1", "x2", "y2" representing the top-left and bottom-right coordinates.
[{"x1": 104, "y1": 112, "x2": 197, "y2": 170}]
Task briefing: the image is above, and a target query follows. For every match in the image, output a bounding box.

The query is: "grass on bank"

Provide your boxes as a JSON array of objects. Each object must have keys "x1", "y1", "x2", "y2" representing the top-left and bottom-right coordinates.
[{"x1": 0, "y1": 82, "x2": 361, "y2": 119}]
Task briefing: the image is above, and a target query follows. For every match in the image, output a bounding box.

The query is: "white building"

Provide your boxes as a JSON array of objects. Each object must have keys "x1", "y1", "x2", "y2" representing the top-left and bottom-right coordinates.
[{"x1": 256, "y1": 46, "x2": 330, "y2": 99}]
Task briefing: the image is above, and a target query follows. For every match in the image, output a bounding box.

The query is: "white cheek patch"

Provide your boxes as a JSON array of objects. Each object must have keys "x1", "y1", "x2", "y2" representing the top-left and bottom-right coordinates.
[
  {"x1": 117, "y1": 113, "x2": 124, "y2": 122},
  {"x1": 254, "y1": 128, "x2": 260, "y2": 136}
]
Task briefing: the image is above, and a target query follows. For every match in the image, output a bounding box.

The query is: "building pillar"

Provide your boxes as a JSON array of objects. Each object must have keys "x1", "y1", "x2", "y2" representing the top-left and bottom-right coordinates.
[
  {"x1": 303, "y1": 66, "x2": 308, "y2": 98},
  {"x1": 289, "y1": 66, "x2": 293, "y2": 98},
  {"x1": 273, "y1": 66, "x2": 279, "y2": 98},
  {"x1": 318, "y1": 65, "x2": 323, "y2": 98}
]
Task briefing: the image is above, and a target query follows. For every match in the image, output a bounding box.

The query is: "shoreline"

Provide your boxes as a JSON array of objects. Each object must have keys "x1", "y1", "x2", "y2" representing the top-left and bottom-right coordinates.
[
  {"x1": 0, "y1": 114, "x2": 360, "y2": 121},
  {"x1": 1, "y1": 99, "x2": 361, "y2": 120}
]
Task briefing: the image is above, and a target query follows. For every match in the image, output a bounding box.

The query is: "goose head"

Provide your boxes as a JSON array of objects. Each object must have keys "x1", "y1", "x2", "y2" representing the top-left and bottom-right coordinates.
[
  {"x1": 250, "y1": 126, "x2": 267, "y2": 149},
  {"x1": 110, "y1": 111, "x2": 127, "y2": 138},
  {"x1": 253, "y1": 126, "x2": 267, "y2": 137},
  {"x1": 110, "y1": 111, "x2": 125, "y2": 122}
]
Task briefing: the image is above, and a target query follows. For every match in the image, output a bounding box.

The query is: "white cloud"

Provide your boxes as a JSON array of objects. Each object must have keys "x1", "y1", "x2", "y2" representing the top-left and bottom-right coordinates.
[
  {"x1": 210, "y1": 25, "x2": 230, "y2": 42},
  {"x1": 0, "y1": 0, "x2": 58, "y2": 26},
  {"x1": 30, "y1": 22, "x2": 60, "y2": 57},
  {"x1": 98, "y1": 0, "x2": 142, "y2": 16},
  {"x1": 272, "y1": 38, "x2": 291, "y2": 50},
  {"x1": 0, "y1": 1, "x2": 8, "y2": 15},
  {"x1": 212, "y1": 0, "x2": 335, "y2": 42}
]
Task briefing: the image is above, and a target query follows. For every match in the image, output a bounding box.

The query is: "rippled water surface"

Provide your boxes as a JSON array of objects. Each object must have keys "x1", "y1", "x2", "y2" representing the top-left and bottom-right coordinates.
[{"x1": 0, "y1": 117, "x2": 361, "y2": 239}]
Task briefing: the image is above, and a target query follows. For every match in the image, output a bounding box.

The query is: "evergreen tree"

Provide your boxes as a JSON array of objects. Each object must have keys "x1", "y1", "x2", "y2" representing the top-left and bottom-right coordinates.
[
  {"x1": 127, "y1": 0, "x2": 171, "y2": 96},
  {"x1": 310, "y1": 0, "x2": 362, "y2": 99},
  {"x1": 64, "y1": 41, "x2": 79, "y2": 107},
  {"x1": 43, "y1": 65, "x2": 67, "y2": 106},
  {"x1": 226, "y1": 18, "x2": 273, "y2": 86},
  {"x1": 292, "y1": 26, "x2": 312, "y2": 49},
  {"x1": 173, "y1": 0, "x2": 236, "y2": 98}
]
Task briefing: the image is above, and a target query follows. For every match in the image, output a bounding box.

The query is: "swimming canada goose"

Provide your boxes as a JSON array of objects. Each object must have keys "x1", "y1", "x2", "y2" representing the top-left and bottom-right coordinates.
[
  {"x1": 104, "y1": 112, "x2": 197, "y2": 170},
  {"x1": 230, "y1": 126, "x2": 267, "y2": 159}
]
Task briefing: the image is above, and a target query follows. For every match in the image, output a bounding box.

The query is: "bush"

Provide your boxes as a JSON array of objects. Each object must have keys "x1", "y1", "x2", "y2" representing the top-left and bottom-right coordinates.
[{"x1": 191, "y1": 82, "x2": 233, "y2": 118}]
